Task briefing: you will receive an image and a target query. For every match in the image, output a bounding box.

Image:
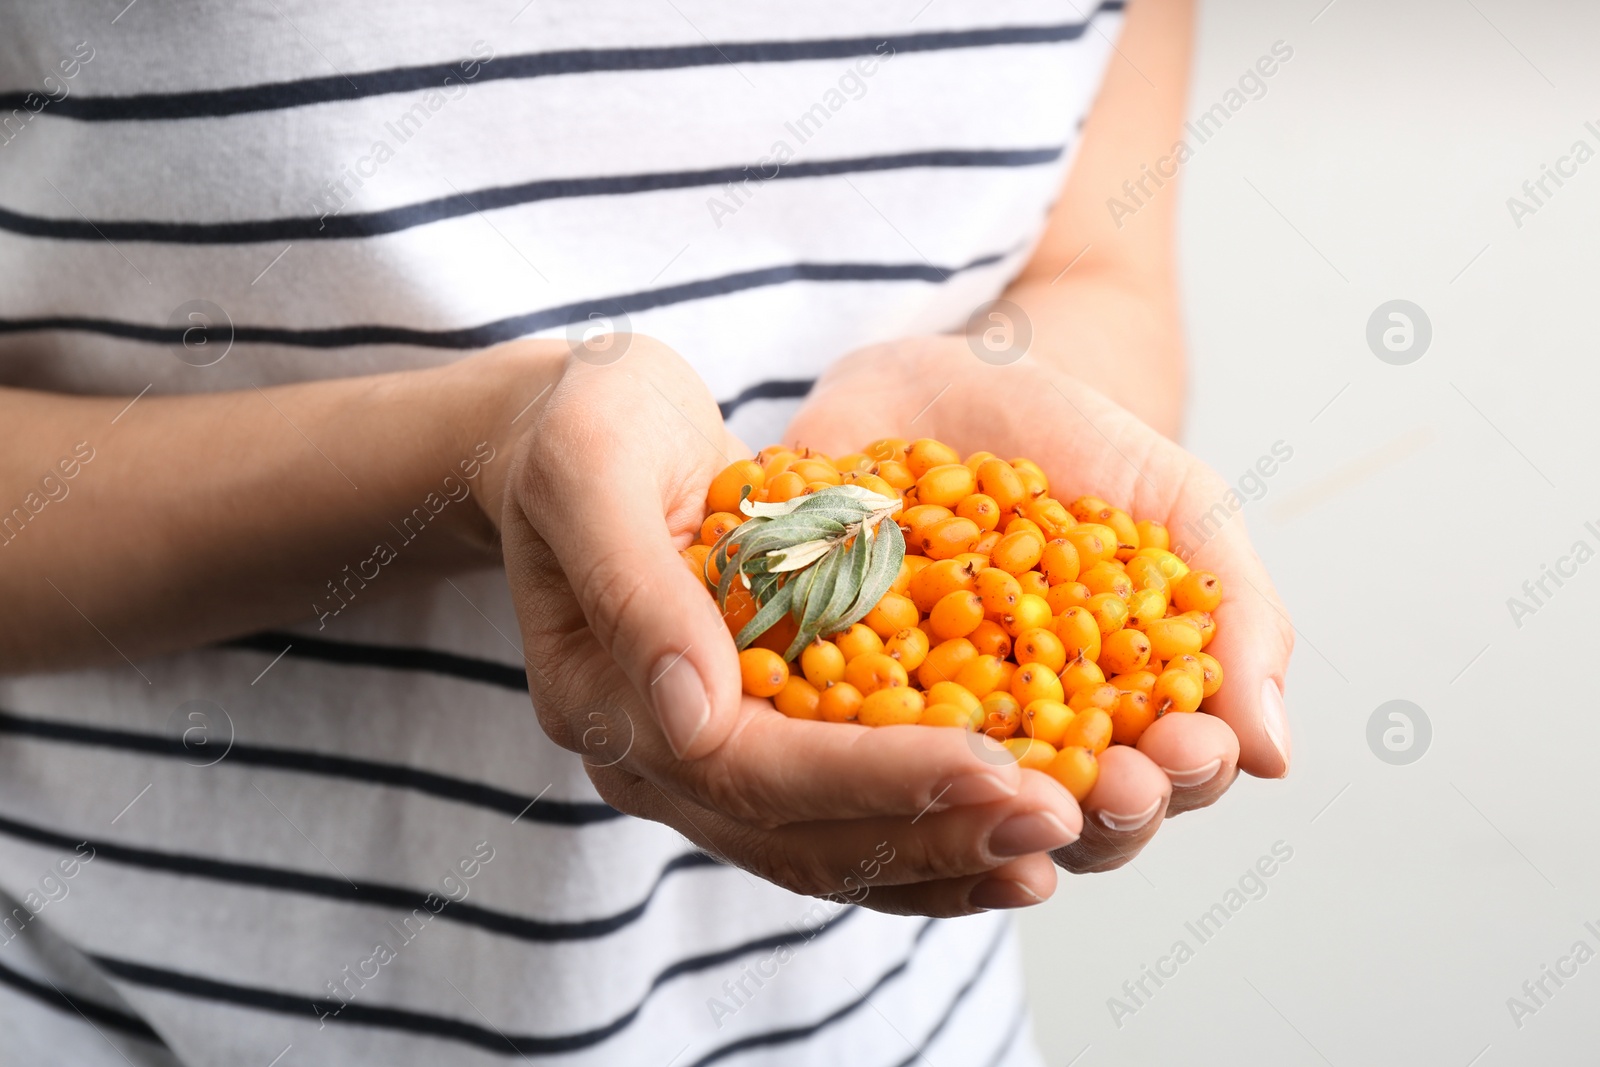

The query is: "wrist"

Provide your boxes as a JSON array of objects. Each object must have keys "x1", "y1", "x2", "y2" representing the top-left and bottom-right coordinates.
[{"x1": 434, "y1": 340, "x2": 568, "y2": 559}]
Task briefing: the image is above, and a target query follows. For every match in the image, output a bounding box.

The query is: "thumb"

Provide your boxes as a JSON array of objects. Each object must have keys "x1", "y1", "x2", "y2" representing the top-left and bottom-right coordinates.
[{"x1": 515, "y1": 352, "x2": 744, "y2": 760}]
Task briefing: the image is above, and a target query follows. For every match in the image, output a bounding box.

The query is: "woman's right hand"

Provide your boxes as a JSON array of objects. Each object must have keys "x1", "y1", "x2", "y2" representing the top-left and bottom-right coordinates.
[{"x1": 493, "y1": 336, "x2": 1084, "y2": 915}]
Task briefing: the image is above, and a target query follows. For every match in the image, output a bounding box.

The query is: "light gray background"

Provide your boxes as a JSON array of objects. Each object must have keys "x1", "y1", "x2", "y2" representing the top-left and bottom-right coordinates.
[{"x1": 1020, "y1": 1, "x2": 1600, "y2": 1063}]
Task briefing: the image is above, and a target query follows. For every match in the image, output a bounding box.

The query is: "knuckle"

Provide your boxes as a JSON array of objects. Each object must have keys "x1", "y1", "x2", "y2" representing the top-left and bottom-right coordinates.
[{"x1": 691, "y1": 755, "x2": 778, "y2": 829}]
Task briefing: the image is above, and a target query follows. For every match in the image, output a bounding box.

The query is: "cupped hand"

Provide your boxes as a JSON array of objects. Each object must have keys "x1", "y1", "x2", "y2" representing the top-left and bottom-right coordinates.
[
  {"x1": 492, "y1": 336, "x2": 1084, "y2": 916},
  {"x1": 785, "y1": 335, "x2": 1294, "y2": 875}
]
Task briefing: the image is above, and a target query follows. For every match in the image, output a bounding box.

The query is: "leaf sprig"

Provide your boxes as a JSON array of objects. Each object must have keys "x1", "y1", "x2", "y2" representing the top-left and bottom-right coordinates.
[{"x1": 708, "y1": 484, "x2": 905, "y2": 660}]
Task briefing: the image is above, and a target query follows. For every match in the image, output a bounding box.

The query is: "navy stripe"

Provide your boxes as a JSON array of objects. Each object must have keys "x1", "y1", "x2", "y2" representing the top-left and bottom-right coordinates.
[
  {"x1": 885, "y1": 918, "x2": 1008, "y2": 1067},
  {"x1": 0, "y1": 957, "x2": 165, "y2": 1045},
  {"x1": 0, "y1": 708, "x2": 619, "y2": 828},
  {"x1": 0, "y1": 812, "x2": 717, "y2": 944},
  {"x1": 0, "y1": 147, "x2": 1063, "y2": 244},
  {"x1": 89, "y1": 909, "x2": 861, "y2": 1056},
  {"x1": 687, "y1": 919, "x2": 943, "y2": 1067},
  {"x1": 0, "y1": 250, "x2": 1011, "y2": 352},
  {"x1": 718, "y1": 379, "x2": 814, "y2": 420},
  {"x1": 0, "y1": 10, "x2": 1123, "y2": 122},
  {"x1": 224, "y1": 631, "x2": 527, "y2": 693}
]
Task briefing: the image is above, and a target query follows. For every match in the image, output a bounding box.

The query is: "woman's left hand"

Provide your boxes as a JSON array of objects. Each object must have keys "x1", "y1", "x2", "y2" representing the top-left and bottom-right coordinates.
[{"x1": 784, "y1": 335, "x2": 1295, "y2": 876}]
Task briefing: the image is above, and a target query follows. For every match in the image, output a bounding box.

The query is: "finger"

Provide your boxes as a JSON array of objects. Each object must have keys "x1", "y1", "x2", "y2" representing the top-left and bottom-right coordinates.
[
  {"x1": 642, "y1": 703, "x2": 1026, "y2": 827},
  {"x1": 1174, "y1": 494, "x2": 1295, "y2": 779},
  {"x1": 849, "y1": 855, "x2": 1059, "y2": 917},
  {"x1": 1136, "y1": 711, "x2": 1240, "y2": 816},
  {"x1": 588, "y1": 761, "x2": 1067, "y2": 905},
  {"x1": 512, "y1": 348, "x2": 744, "y2": 760},
  {"x1": 1051, "y1": 744, "x2": 1170, "y2": 874}
]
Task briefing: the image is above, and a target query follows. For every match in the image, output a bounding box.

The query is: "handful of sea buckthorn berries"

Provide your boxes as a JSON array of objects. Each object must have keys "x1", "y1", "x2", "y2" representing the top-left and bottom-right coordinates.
[{"x1": 681, "y1": 437, "x2": 1224, "y2": 803}]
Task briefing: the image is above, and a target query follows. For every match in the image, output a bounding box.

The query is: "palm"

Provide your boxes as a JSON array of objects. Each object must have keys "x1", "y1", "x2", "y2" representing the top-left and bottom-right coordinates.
[{"x1": 786, "y1": 337, "x2": 1295, "y2": 872}]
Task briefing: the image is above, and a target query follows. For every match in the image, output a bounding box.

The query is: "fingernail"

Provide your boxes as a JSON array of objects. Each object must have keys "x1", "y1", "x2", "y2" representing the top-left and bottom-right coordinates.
[
  {"x1": 1096, "y1": 797, "x2": 1163, "y2": 833},
  {"x1": 968, "y1": 877, "x2": 1045, "y2": 911},
  {"x1": 987, "y1": 811, "x2": 1078, "y2": 858},
  {"x1": 651, "y1": 653, "x2": 709, "y2": 759},
  {"x1": 1158, "y1": 757, "x2": 1223, "y2": 789},
  {"x1": 932, "y1": 773, "x2": 1018, "y2": 810},
  {"x1": 1261, "y1": 677, "x2": 1291, "y2": 777}
]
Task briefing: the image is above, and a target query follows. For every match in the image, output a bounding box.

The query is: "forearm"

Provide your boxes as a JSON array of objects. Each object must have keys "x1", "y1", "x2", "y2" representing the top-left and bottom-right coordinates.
[
  {"x1": 999, "y1": 0, "x2": 1193, "y2": 437},
  {"x1": 0, "y1": 343, "x2": 560, "y2": 674}
]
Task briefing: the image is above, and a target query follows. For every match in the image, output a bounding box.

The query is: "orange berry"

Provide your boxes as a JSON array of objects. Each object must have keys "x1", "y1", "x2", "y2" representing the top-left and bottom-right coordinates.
[
  {"x1": 739, "y1": 648, "x2": 788, "y2": 698},
  {"x1": 817, "y1": 682, "x2": 864, "y2": 722},
  {"x1": 973, "y1": 530, "x2": 1002, "y2": 556},
  {"x1": 1100, "y1": 628, "x2": 1153, "y2": 675},
  {"x1": 751, "y1": 614, "x2": 800, "y2": 656},
  {"x1": 1059, "y1": 657, "x2": 1106, "y2": 697},
  {"x1": 1003, "y1": 516, "x2": 1046, "y2": 542},
  {"x1": 1011, "y1": 663, "x2": 1065, "y2": 706},
  {"x1": 1110, "y1": 690, "x2": 1157, "y2": 745},
  {"x1": 874, "y1": 459, "x2": 916, "y2": 491},
  {"x1": 1010, "y1": 458, "x2": 1050, "y2": 499},
  {"x1": 1087, "y1": 592, "x2": 1130, "y2": 635},
  {"x1": 1067, "y1": 496, "x2": 1111, "y2": 522},
  {"x1": 1022, "y1": 699, "x2": 1074, "y2": 746},
  {"x1": 1064, "y1": 523, "x2": 1119, "y2": 570},
  {"x1": 990, "y1": 531, "x2": 1044, "y2": 575},
  {"x1": 1005, "y1": 736, "x2": 1058, "y2": 771},
  {"x1": 908, "y1": 558, "x2": 979, "y2": 613},
  {"x1": 976, "y1": 459, "x2": 1028, "y2": 512},
  {"x1": 1068, "y1": 683, "x2": 1120, "y2": 712},
  {"x1": 1196, "y1": 652, "x2": 1225, "y2": 697},
  {"x1": 1059, "y1": 708, "x2": 1112, "y2": 754},
  {"x1": 1152, "y1": 669, "x2": 1203, "y2": 716},
  {"x1": 927, "y1": 680, "x2": 982, "y2": 715},
  {"x1": 1017, "y1": 571, "x2": 1051, "y2": 598},
  {"x1": 968, "y1": 619, "x2": 1013, "y2": 659},
  {"x1": 918, "y1": 637, "x2": 978, "y2": 688},
  {"x1": 954, "y1": 653, "x2": 1009, "y2": 698},
  {"x1": 1002, "y1": 594, "x2": 1053, "y2": 637},
  {"x1": 1110, "y1": 670, "x2": 1158, "y2": 695},
  {"x1": 1046, "y1": 746, "x2": 1099, "y2": 801},
  {"x1": 1014, "y1": 628, "x2": 1068, "y2": 673},
  {"x1": 1080, "y1": 561, "x2": 1133, "y2": 600},
  {"x1": 906, "y1": 438, "x2": 962, "y2": 478},
  {"x1": 764, "y1": 469, "x2": 807, "y2": 503},
  {"x1": 963, "y1": 450, "x2": 999, "y2": 472},
  {"x1": 916, "y1": 463, "x2": 978, "y2": 508},
  {"x1": 863, "y1": 592, "x2": 919, "y2": 639},
  {"x1": 1136, "y1": 519, "x2": 1170, "y2": 552},
  {"x1": 885, "y1": 627, "x2": 931, "y2": 672},
  {"x1": 1045, "y1": 581, "x2": 1092, "y2": 614},
  {"x1": 774, "y1": 676, "x2": 822, "y2": 719},
  {"x1": 923, "y1": 702, "x2": 982, "y2": 729},
  {"x1": 980, "y1": 691, "x2": 1023, "y2": 739},
  {"x1": 974, "y1": 567, "x2": 1022, "y2": 617},
  {"x1": 1038, "y1": 538, "x2": 1082, "y2": 586},
  {"x1": 1126, "y1": 588, "x2": 1168, "y2": 629},
  {"x1": 929, "y1": 590, "x2": 985, "y2": 640},
  {"x1": 800, "y1": 639, "x2": 846, "y2": 688},
  {"x1": 1101, "y1": 508, "x2": 1140, "y2": 560},
  {"x1": 788, "y1": 458, "x2": 841, "y2": 485},
  {"x1": 1053, "y1": 606, "x2": 1102, "y2": 663},
  {"x1": 1174, "y1": 571, "x2": 1224, "y2": 614},
  {"x1": 1166, "y1": 653, "x2": 1206, "y2": 686},
  {"x1": 707, "y1": 460, "x2": 765, "y2": 514},
  {"x1": 859, "y1": 687, "x2": 924, "y2": 726},
  {"x1": 1124, "y1": 556, "x2": 1171, "y2": 595},
  {"x1": 865, "y1": 437, "x2": 909, "y2": 464},
  {"x1": 1184, "y1": 610, "x2": 1217, "y2": 649},
  {"x1": 721, "y1": 582, "x2": 758, "y2": 636},
  {"x1": 833, "y1": 623, "x2": 884, "y2": 662},
  {"x1": 1133, "y1": 547, "x2": 1189, "y2": 583},
  {"x1": 682, "y1": 544, "x2": 713, "y2": 585},
  {"x1": 1020, "y1": 498, "x2": 1075, "y2": 540},
  {"x1": 700, "y1": 511, "x2": 742, "y2": 548},
  {"x1": 843, "y1": 652, "x2": 908, "y2": 696},
  {"x1": 917, "y1": 516, "x2": 982, "y2": 560},
  {"x1": 844, "y1": 471, "x2": 898, "y2": 499},
  {"x1": 1146, "y1": 616, "x2": 1203, "y2": 660},
  {"x1": 955, "y1": 493, "x2": 1001, "y2": 532}
]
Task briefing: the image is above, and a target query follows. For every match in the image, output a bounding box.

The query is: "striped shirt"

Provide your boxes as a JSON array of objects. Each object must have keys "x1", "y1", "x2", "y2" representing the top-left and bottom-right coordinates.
[{"x1": 0, "y1": 2, "x2": 1121, "y2": 1063}]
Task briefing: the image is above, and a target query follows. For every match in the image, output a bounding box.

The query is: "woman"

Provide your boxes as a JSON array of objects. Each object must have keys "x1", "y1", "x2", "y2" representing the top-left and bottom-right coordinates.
[{"x1": 0, "y1": 0, "x2": 1292, "y2": 1062}]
